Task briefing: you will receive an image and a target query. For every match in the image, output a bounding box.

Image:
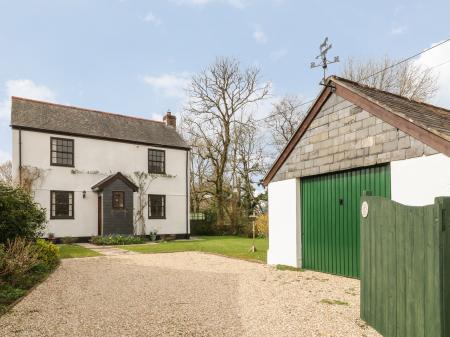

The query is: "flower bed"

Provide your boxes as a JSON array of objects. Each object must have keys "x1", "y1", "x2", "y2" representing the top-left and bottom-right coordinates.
[{"x1": 90, "y1": 235, "x2": 145, "y2": 245}]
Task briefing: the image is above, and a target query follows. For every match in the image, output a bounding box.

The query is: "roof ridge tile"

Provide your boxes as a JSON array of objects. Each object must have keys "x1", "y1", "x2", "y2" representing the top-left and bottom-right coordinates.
[{"x1": 11, "y1": 96, "x2": 166, "y2": 125}]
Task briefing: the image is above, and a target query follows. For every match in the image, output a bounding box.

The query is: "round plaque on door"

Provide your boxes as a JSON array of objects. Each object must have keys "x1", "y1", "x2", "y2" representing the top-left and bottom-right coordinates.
[{"x1": 361, "y1": 201, "x2": 369, "y2": 218}]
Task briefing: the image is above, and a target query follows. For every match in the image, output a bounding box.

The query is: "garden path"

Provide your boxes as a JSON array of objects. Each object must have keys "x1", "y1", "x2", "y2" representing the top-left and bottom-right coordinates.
[{"x1": 76, "y1": 243, "x2": 138, "y2": 256}]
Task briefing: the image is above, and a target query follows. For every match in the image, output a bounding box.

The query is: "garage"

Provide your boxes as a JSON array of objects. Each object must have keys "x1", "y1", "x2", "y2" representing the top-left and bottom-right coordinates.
[
  {"x1": 301, "y1": 165, "x2": 390, "y2": 278},
  {"x1": 264, "y1": 76, "x2": 450, "y2": 276}
]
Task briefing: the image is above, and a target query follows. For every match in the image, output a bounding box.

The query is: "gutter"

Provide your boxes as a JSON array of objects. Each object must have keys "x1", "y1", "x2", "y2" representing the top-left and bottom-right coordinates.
[
  {"x1": 185, "y1": 149, "x2": 190, "y2": 238},
  {"x1": 19, "y1": 128, "x2": 22, "y2": 185},
  {"x1": 11, "y1": 125, "x2": 191, "y2": 151}
]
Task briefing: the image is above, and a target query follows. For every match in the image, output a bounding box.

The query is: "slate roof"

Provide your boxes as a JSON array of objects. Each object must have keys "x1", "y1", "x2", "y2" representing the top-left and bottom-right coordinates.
[
  {"x1": 91, "y1": 172, "x2": 139, "y2": 192},
  {"x1": 332, "y1": 76, "x2": 450, "y2": 142},
  {"x1": 11, "y1": 97, "x2": 189, "y2": 149}
]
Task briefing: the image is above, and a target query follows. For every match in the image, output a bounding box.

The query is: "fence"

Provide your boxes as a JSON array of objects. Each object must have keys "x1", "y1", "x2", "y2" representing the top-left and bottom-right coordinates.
[
  {"x1": 360, "y1": 194, "x2": 449, "y2": 337},
  {"x1": 190, "y1": 212, "x2": 217, "y2": 235}
]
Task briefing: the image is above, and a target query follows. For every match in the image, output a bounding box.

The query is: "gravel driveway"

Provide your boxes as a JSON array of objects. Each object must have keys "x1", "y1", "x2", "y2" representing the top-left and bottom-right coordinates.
[{"x1": 0, "y1": 252, "x2": 380, "y2": 337}]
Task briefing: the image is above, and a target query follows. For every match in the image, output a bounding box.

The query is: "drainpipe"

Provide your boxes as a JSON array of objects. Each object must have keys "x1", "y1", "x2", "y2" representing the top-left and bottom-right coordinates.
[
  {"x1": 185, "y1": 149, "x2": 189, "y2": 239},
  {"x1": 19, "y1": 129, "x2": 22, "y2": 185}
]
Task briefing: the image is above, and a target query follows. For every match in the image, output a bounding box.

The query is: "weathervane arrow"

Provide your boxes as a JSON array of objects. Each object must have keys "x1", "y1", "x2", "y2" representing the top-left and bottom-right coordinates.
[{"x1": 310, "y1": 37, "x2": 339, "y2": 85}]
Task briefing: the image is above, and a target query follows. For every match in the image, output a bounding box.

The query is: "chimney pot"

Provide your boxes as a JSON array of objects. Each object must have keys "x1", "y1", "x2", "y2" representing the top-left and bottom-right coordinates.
[{"x1": 163, "y1": 110, "x2": 176, "y2": 128}]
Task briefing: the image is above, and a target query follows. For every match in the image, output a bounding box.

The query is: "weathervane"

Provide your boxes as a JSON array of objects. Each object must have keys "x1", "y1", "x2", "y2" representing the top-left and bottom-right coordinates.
[{"x1": 310, "y1": 37, "x2": 339, "y2": 85}]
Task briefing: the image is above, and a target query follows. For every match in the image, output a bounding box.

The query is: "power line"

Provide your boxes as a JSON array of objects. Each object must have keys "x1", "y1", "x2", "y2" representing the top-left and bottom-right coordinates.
[
  {"x1": 428, "y1": 58, "x2": 450, "y2": 70},
  {"x1": 257, "y1": 37, "x2": 450, "y2": 123},
  {"x1": 359, "y1": 38, "x2": 450, "y2": 81},
  {"x1": 257, "y1": 98, "x2": 316, "y2": 122}
]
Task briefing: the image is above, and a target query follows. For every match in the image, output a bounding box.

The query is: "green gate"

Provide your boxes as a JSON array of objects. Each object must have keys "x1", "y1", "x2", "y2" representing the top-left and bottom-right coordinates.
[
  {"x1": 360, "y1": 196, "x2": 450, "y2": 337},
  {"x1": 301, "y1": 165, "x2": 391, "y2": 278}
]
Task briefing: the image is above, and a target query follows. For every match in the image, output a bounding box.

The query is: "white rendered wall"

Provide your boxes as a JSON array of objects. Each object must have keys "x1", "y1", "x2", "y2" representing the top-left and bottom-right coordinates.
[
  {"x1": 391, "y1": 153, "x2": 450, "y2": 206},
  {"x1": 12, "y1": 129, "x2": 189, "y2": 237},
  {"x1": 267, "y1": 178, "x2": 301, "y2": 267}
]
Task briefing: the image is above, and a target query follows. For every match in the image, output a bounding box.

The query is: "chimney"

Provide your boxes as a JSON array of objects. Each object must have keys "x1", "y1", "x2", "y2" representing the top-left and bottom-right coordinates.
[{"x1": 163, "y1": 110, "x2": 176, "y2": 128}]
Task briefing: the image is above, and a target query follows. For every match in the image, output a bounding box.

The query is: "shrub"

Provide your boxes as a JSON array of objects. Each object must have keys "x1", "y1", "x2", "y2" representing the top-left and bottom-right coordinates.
[
  {"x1": 0, "y1": 238, "x2": 59, "y2": 314},
  {"x1": 60, "y1": 236, "x2": 77, "y2": 244},
  {"x1": 34, "y1": 239, "x2": 60, "y2": 268},
  {"x1": 0, "y1": 237, "x2": 39, "y2": 280},
  {"x1": 0, "y1": 183, "x2": 46, "y2": 244},
  {"x1": 190, "y1": 221, "x2": 218, "y2": 235},
  {"x1": 90, "y1": 235, "x2": 145, "y2": 245},
  {"x1": 0, "y1": 283, "x2": 26, "y2": 307},
  {"x1": 255, "y1": 214, "x2": 268, "y2": 238}
]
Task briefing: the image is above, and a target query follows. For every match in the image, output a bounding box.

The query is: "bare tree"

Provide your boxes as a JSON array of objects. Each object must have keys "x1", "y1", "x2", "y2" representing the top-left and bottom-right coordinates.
[
  {"x1": 0, "y1": 161, "x2": 12, "y2": 185},
  {"x1": 184, "y1": 57, "x2": 269, "y2": 226},
  {"x1": 189, "y1": 137, "x2": 213, "y2": 214},
  {"x1": 265, "y1": 96, "x2": 307, "y2": 151},
  {"x1": 341, "y1": 57, "x2": 438, "y2": 101},
  {"x1": 233, "y1": 117, "x2": 266, "y2": 232}
]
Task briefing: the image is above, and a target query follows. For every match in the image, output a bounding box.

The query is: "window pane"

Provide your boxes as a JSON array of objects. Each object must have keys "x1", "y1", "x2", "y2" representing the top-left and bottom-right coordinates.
[
  {"x1": 51, "y1": 138, "x2": 74, "y2": 166},
  {"x1": 112, "y1": 191, "x2": 124, "y2": 208},
  {"x1": 148, "y1": 150, "x2": 165, "y2": 174},
  {"x1": 51, "y1": 191, "x2": 73, "y2": 219},
  {"x1": 148, "y1": 195, "x2": 165, "y2": 218}
]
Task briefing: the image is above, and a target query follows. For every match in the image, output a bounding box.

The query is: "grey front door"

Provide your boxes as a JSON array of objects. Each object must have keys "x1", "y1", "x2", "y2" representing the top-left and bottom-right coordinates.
[{"x1": 102, "y1": 182, "x2": 134, "y2": 235}]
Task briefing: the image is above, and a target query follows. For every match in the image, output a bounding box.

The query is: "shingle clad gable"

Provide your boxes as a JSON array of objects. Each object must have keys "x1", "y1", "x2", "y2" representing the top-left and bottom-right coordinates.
[
  {"x1": 334, "y1": 77, "x2": 450, "y2": 142},
  {"x1": 263, "y1": 76, "x2": 450, "y2": 185},
  {"x1": 273, "y1": 93, "x2": 438, "y2": 182}
]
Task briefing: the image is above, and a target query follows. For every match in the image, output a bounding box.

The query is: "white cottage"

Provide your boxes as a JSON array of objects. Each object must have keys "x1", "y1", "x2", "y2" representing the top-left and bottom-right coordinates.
[
  {"x1": 262, "y1": 76, "x2": 450, "y2": 277},
  {"x1": 10, "y1": 97, "x2": 190, "y2": 240}
]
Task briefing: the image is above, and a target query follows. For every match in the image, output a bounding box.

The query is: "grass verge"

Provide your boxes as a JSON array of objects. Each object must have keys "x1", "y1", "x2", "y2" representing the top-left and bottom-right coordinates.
[
  {"x1": 276, "y1": 264, "x2": 304, "y2": 272},
  {"x1": 0, "y1": 263, "x2": 56, "y2": 315},
  {"x1": 58, "y1": 244, "x2": 102, "y2": 259},
  {"x1": 320, "y1": 299, "x2": 349, "y2": 306},
  {"x1": 120, "y1": 236, "x2": 268, "y2": 263}
]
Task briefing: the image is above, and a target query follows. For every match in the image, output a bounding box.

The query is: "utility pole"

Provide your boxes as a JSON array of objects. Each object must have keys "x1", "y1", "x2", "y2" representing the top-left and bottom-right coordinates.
[{"x1": 310, "y1": 37, "x2": 340, "y2": 85}]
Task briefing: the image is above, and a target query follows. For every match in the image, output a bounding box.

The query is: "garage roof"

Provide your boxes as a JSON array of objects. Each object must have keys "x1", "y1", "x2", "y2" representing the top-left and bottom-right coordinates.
[
  {"x1": 263, "y1": 76, "x2": 450, "y2": 186},
  {"x1": 335, "y1": 77, "x2": 450, "y2": 142}
]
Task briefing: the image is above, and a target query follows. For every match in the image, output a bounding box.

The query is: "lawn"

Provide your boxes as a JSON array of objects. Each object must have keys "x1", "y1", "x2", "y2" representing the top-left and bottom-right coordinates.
[
  {"x1": 58, "y1": 244, "x2": 102, "y2": 258},
  {"x1": 120, "y1": 236, "x2": 268, "y2": 262}
]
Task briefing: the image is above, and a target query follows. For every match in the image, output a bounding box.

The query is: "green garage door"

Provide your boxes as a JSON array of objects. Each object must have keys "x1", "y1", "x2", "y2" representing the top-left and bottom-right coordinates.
[{"x1": 301, "y1": 165, "x2": 391, "y2": 278}]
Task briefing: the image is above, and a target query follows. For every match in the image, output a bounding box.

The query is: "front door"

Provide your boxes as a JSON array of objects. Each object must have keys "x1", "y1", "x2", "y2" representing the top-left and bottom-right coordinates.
[
  {"x1": 102, "y1": 186, "x2": 134, "y2": 235},
  {"x1": 97, "y1": 195, "x2": 102, "y2": 236},
  {"x1": 301, "y1": 164, "x2": 391, "y2": 278}
]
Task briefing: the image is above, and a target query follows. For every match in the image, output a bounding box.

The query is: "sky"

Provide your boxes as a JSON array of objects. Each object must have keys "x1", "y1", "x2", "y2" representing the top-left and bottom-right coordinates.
[{"x1": 1, "y1": 0, "x2": 450, "y2": 162}]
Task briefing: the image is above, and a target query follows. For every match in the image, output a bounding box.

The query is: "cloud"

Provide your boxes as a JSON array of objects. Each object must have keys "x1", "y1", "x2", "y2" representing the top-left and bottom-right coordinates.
[
  {"x1": 390, "y1": 24, "x2": 406, "y2": 35},
  {"x1": 414, "y1": 40, "x2": 450, "y2": 109},
  {"x1": 270, "y1": 48, "x2": 288, "y2": 61},
  {"x1": 253, "y1": 27, "x2": 267, "y2": 44},
  {"x1": 151, "y1": 112, "x2": 165, "y2": 121},
  {"x1": 142, "y1": 72, "x2": 191, "y2": 98},
  {"x1": 143, "y1": 12, "x2": 162, "y2": 26},
  {"x1": 0, "y1": 79, "x2": 56, "y2": 123},
  {"x1": 170, "y1": 0, "x2": 248, "y2": 9}
]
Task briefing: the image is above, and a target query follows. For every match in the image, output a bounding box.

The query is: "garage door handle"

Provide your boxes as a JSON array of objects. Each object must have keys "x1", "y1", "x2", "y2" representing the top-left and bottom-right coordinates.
[{"x1": 339, "y1": 198, "x2": 344, "y2": 205}]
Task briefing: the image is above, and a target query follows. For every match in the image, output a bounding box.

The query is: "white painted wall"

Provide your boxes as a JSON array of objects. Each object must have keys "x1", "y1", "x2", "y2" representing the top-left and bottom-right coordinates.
[
  {"x1": 391, "y1": 153, "x2": 450, "y2": 206},
  {"x1": 12, "y1": 129, "x2": 189, "y2": 238},
  {"x1": 267, "y1": 178, "x2": 301, "y2": 267},
  {"x1": 267, "y1": 153, "x2": 450, "y2": 269}
]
